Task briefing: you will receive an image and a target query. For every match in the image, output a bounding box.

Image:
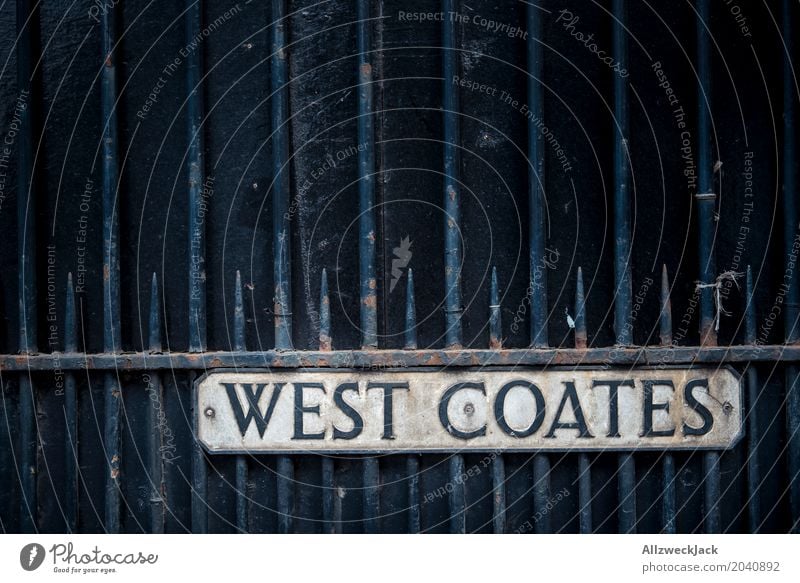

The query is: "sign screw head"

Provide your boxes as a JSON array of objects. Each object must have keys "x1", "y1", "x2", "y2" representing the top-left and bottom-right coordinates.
[
  {"x1": 463, "y1": 403, "x2": 475, "y2": 416},
  {"x1": 204, "y1": 407, "x2": 215, "y2": 419},
  {"x1": 722, "y1": 401, "x2": 733, "y2": 415}
]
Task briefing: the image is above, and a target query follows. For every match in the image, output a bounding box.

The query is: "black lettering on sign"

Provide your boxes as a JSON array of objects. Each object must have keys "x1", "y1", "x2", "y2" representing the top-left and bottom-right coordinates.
[
  {"x1": 545, "y1": 381, "x2": 593, "y2": 438},
  {"x1": 494, "y1": 380, "x2": 545, "y2": 438},
  {"x1": 641, "y1": 379, "x2": 676, "y2": 437},
  {"x1": 292, "y1": 382, "x2": 326, "y2": 440},
  {"x1": 439, "y1": 382, "x2": 487, "y2": 440},
  {"x1": 332, "y1": 382, "x2": 363, "y2": 440},
  {"x1": 591, "y1": 379, "x2": 633, "y2": 437},
  {"x1": 366, "y1": 381, "x2": 409, "y2": 439},
  {"x1": 683, "y1": 378, "x2": 714, "y2": 436},
  {"x1": 223, "y1": 382, "x2": 284, "y2": 438}
]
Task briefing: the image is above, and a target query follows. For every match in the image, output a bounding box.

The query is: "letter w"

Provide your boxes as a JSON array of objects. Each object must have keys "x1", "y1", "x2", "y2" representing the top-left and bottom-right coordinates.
[{"x1": 223, "y1": 383, "x2": 283, "y2": 438}]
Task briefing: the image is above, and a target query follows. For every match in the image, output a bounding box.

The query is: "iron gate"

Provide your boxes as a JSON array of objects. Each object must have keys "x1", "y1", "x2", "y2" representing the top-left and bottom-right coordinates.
[{"x1": 1, "y1": 0, "x2": 799, "y2": 534}]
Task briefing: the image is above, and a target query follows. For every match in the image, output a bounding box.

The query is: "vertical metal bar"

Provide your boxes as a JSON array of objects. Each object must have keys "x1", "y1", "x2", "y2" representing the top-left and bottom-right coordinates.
[
  {"x1": 407, "y1": 456, "x2": 420, "y2": 533},
  {"x1": 448, "y1": 454, "x2": 466, "y2": 533},
  {"x1": 357, "y1": 1, "x2": 380, "y2": 532},
  {"x1": 744, "y1": 266, "x2": 761, "y2": 532},
  {"x1": 783, "y1": 0, "x2": 800, "y2": 534},
  {"x1": 404, "y1": 272, "x2": 420, "y2": 533},
  {"x1": 64, "y1": 274, "x2": 78, "y2": 532},
  {"x1": 276, "y1": 456, "x2": 294, "y2": 534},
  {"x1": 268, "y1": 0, "x2": 296, "y2": 536},
  {"x1": 489, "y1": 267, "x2": 502, "y2": 350},
  {"x1": 100, "y1": 2, "x2": 122, "y2": 533},
  {"x1": 362, "y1": 455, "x2": 380, "y2": 534},
  {"x1": 526, "y1": 1, "x2": 547, "y2": 348},
  {"x1": 696, "y1": 0, "x2": 718, "y2": 347},
  {"x1": 233, "y1": 271, "x2": 248, "y2": 533},
  {"x1": 442, "y1": 0, "x2": 465, "y2": 534},
  {"x1": 404, "y1": 269, "x2": 417, "y2": 350},
  {"x1": 319, "y1": 270, "x2": 335, "y2": 534},
  {"x1": 442, "y1": 0, "x2": 462, "y2": 349},
  {"x1": 357, "y1": 0, "x2": 377, "y2": 349},
  {"x1": 146, "y1": 274, "x2": 165, "y2": 534},
  {"x1": 526, "y1": 2, "x2": 551, "y2": 535},
  {"x1": 612, "y1": 0, "x2": 637, "y2": 536},
  {"x1": 15, "y1": 0, "x2": 37, "y2": 535},
  {"x1": 186, "y1": 0, "x2": 208, "y2": 534},
  {"x1": 574, "y1": 268, "x2": 591, "y2": 533},
  {"x1": 660, "y1": 265, "x2": 676, "y2": 534},
  {"x1": 488, "y1": 268, "x2": 506, "y2": 533},
  {"x1": 783, "y1": 0, "x2": 799, "y2": 344},
  {"x1": 272, "y1": 0, "x2": 292, "y2": 351},
  {"x1": 492, "y1": 454, "x2": 506, "y2": 534},
  {"x1": 696, "y1": 0, "x2": 721, "y2": 533},
  {"x1": 319, "y1": 268, "x2": 332, "y2": 351},
  {"x1": 271, "y1": 0, "x2": 294, "y2": 533}
]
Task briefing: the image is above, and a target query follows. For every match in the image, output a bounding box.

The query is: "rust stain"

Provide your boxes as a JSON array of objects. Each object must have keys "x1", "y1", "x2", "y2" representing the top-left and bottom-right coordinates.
[
  {"x1": 363, "y1": 294, "x2": 377, "y2": 308},
  {"x1": 360, "y1": 62, "x2": 372, "y2": 76},
  {"x1": 104, "y1": 53, "x2": 113, "y2": 68}
]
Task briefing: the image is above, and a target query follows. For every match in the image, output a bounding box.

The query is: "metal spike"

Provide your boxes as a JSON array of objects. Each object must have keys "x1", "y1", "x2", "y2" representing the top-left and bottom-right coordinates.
[
  {"x1": 660, "y1": 265, "x2": 672, "y2": 347},
  {"x1": 319, "y1": 268, "x2": 331, "y2": 351},
  {"x1": 574, "y1": 267, "x2": 587, "y2": 349},
  {"x1": 149, "y1": 273, "x2": 161, "y2": 352},
  {"x1": 745, "y1": 266, "x2": 755, "y2": 345},
  {"x1": 489, "y1": 267, "x2": 502, "y2": 349},
  {"x1": 234, "y1": 271, "x2": 245, "y2": 351},
  {"x1": 404, "y1": 268, "x2": 417, "y2": 350}
]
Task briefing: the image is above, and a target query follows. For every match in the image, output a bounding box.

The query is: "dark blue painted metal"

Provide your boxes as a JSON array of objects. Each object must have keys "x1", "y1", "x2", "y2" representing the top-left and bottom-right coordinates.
[
  {"x1": 489, "y1": 267, "x2": 502, "y2": 350},
  {"x1": 187, "y1": 0, "x2": 208, "y2": 534},
  {"x1": 575, "y1": 267, "x2": 590, "y2": 534},
  {"x1": 147, "y1": 274, "x2": 165, "y2": 534},
  {"x1": 442, "y1": 0, "x2": 463, "y2": 349},
  {"x1": 527, "y1": 2, "x2": 548, "y2": 349},
  {"x1": 234, "y1": 271, "x2": 248, "y2": 533},
  {"x1": 319, "y1": 269, "x2": 332, "y2": 351},
  {"x1": 272, "y1": 0, "x2": 293, "y2": 352},
  {"x1": 16, "y1": 0, "x2": 37, "y2": 534},
  {"x1": 271, "y1": 0, "x2": 294, "y2": 533},
  {"x1": 319, "y1": 269, "x2": 336, "y2": 533},
  {"x1": 357, "y1": 0, "x2": 378, "y2": 350},
  {"x1": 696, "y1": 0, "x2": 718, "y2": 348},
  {"x1": 100, "y1": 1, "x2": 122, "y2": 534},
  {"x1": 489, "y1": 269, "x2": 506, "y2": 533},
  {"x1": 660, "y1": 266, "x2": 676, "y2": 534},
  {"x1": 357, "y1": 3, "x2": 380, "y2": 525},
  {"x1": 405, "y1": 271, "x2": 419, "y2": 533},
  {"x1": 613, "y1": 0, "x2": 636, "y2": 535},
  {"x1": 783, "y1": 0, "x2": 800, "y2": 533},
  {"x1": 744, "y1": 266, "x2": 761, "y2": 532},
  {"x1": 448, "y1": 454, "x2": 466, "y2": 534},
  {"x1": 404, "y1": 269, "x2": 417, "y2": 350},
  {"x1": 407, "y1": 456, "x2": 420, "y2": 533},
  {"x1": 64, "y1": 274, "x2": 78, "y2": 533},
  {"x1": 363, "y1": 456, "x2": 380, "y2": 534},
  {"x1": 696, "y1": 0, "x2": 721, "y2": 534}
]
